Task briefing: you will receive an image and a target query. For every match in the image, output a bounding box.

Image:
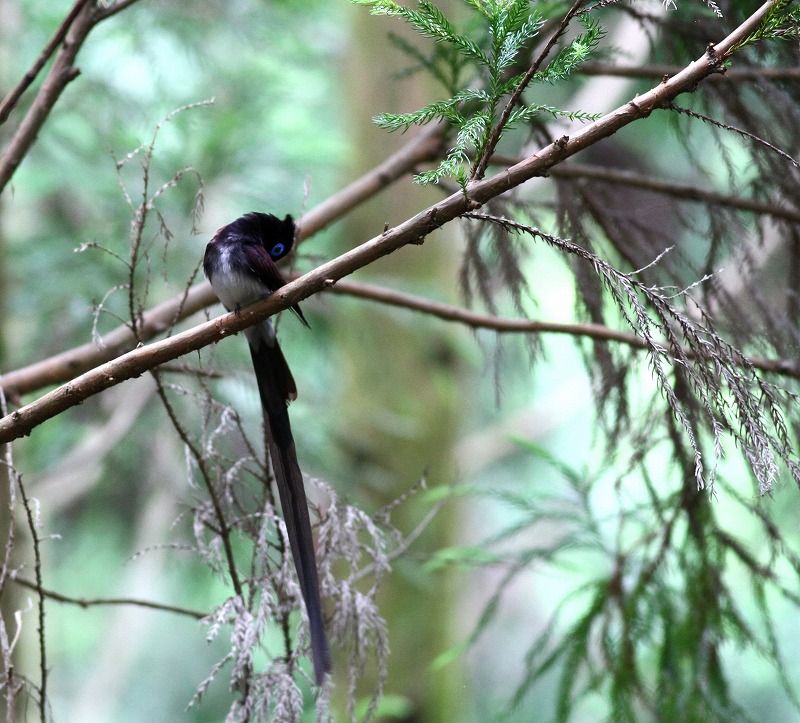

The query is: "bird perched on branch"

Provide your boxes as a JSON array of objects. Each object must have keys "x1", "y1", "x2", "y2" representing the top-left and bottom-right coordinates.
[{"x1": 203, "y1": 212, "x2": 331, "y2": 684}]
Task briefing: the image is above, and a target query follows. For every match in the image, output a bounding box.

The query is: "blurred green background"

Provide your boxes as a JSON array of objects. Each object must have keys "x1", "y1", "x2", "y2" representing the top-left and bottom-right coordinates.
[{"x1": 1, "y1": 1, "x2": 799, "y2": 721}]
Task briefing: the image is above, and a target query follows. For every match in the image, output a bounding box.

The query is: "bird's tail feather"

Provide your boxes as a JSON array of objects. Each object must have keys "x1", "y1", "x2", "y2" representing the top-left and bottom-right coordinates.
[
  {"x1": 249, "y1": 338, "x2": 331, "y2": 684},
  {"x1": 267, "y1": 434, "x2": 332, "y2": 683}
]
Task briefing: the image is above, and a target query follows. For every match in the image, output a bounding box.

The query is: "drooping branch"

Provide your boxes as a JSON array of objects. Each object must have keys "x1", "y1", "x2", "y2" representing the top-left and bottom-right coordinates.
[
  {"x1": 324, "y1": 279, "x2": 800, "y2": 380},
  {"x1": 0, "y1": 0, "x2": 779, "y2": 443}
]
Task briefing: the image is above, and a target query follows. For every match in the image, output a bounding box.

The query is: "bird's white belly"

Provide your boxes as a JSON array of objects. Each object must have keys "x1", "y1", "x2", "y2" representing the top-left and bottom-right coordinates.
[
  {"x1": 211, "y1": 249, "x2": 269, "y2": 312},
  {"x1": 209, "y1": 248, "x2": 277, "y2": 347}
]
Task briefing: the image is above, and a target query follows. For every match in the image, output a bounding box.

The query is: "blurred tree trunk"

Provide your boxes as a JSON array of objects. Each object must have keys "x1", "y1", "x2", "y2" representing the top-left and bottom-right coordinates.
[
  {"x1": 332, "y1": 5, "x2": 468, "y2": 720},
  {"x1": 0, "y1": 3, "x2": 23, "y2": 716}
]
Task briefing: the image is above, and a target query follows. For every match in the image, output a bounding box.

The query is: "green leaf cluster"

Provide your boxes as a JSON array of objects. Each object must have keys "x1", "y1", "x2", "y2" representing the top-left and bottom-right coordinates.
[
  {"x1": 734, "y1": 0, "x2": 800, "y2": 49},
  {"x1": 355, "y1": 0, "x2": 603, "y2": 187},
  {"x1": 427, "y1": 442, "x2": 800, "y2": 721}
]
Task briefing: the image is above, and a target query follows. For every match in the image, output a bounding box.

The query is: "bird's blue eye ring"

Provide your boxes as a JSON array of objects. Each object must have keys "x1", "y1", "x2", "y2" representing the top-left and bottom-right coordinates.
[{"x1": 271, "y1": 243, "x2": 285, "y2": 257}]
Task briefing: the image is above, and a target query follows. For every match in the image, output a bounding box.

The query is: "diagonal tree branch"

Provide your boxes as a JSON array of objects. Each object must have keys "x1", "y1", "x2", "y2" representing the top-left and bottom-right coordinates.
[
  {"x1": 0, "y1": 124, "x2": 445, "y2": 398},
  {"x1": 0, "y1": 0, "x2": 779, "y2": 444},
  {"x1": 0, "y1": 0, "x2": 147, "y2": 195},
  {"x1": 578, "y1": 62, "x2": 800, "y2": 82},
  {"x1": 0, "y1": 0, "x2": 95, "y2": 125}
]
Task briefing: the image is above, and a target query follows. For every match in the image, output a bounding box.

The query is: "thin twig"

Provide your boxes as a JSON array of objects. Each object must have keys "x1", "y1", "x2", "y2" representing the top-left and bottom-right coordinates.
[
  {"x1": 16, "y1": 481, "x2": 46, "y2": 720},
  {"x1": 10, "y1": 575, "x2": 206, "y2": 619},
  {"x1": 150, "y1": 370, "x2": 252, "y2": 710},
  {"x1": 0, "y1": 393, "x2": 16, "y2": 601},
  {"x1": 156, "y1": 362, "x2": 224, "y2": 378},
  {"x1": 351, "y1": 493, "x2": 446, "y2": 584},
  {"x1": 324, "y1": 277, "x2": 800, "y2": 380},
  {"x1": 0, "y1": 392, "x2": 17, "y2": 719},
  {"x1": 668, "y1": 104, "x2": 800, "y2": 170},
  {"x1": 472, "y1": 0, "x2": 588, "y2": 180},
  {"x1": 150, "y1": 372, "x2": 243, "y2": 599},
  {"x1": 119, "y1": 127, "x2": 247, "y2": 607}
]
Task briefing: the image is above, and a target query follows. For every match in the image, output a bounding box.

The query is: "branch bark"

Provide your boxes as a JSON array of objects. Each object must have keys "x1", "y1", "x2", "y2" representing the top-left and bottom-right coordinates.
[
  {"x1": 578, "y1": 62, "x2": 800, "y2": 82},
  {"x1": 0, "y1": 0, "x2": 778, "y2": 443}
]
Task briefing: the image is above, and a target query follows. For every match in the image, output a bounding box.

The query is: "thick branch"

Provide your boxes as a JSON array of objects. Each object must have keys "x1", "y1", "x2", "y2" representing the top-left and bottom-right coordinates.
[
  {"x1": 0, "y1": 0, "x2": 777, "y2": 443},
  {"x1": 0, "y1": 0, "x2": 149, "y2": 194},
  {"x1": 0, "y1": 284, "x2": 211, "y2": 399},
  {"x1": 578, "y1": 62, "x2": 800, "y2": 82},
  {"x1": 0, "y1": 2, "x2": 98, "y2": 193},
  {"x1": 0, "y1": 0, "x2": 94, "y2": 125}
]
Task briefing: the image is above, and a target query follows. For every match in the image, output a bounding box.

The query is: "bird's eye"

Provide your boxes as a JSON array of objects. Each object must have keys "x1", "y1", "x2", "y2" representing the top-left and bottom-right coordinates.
[{"x1": 270, "y1": 242, "x2": 285, "y2": 258}]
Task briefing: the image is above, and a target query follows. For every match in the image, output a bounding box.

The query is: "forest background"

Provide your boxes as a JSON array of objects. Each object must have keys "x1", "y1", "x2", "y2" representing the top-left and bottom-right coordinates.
[{"x1": 1, "y1": 0, "x2": 799, "y2": 721}]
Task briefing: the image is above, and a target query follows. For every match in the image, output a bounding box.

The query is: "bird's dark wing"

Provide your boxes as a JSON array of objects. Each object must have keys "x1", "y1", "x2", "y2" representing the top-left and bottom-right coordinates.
[{"x1": 239, "y1": 241, "x2": 308, "y2": 327}]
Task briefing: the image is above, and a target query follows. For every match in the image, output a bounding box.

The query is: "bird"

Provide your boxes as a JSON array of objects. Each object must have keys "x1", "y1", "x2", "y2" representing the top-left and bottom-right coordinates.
[{"x1": 203, "y1": 212, "x2": 331, "y2": 684}]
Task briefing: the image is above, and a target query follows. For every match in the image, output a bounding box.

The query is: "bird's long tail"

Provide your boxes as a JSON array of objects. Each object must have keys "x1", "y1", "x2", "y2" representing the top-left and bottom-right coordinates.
[{"x1": 248, "y1": 326, "x2": 331, "y2": 684}]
